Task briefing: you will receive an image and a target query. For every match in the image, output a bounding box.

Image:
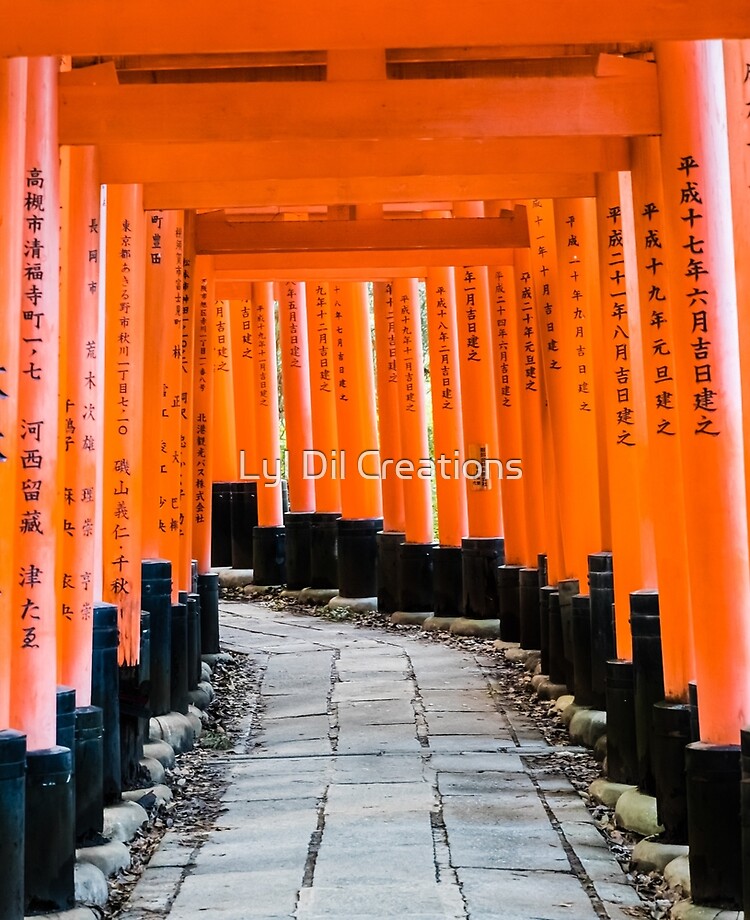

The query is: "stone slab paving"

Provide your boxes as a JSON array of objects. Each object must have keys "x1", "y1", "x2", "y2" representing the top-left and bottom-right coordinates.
[{"x1": 119, "y1": 601, "x2": 646, "y2": 920}]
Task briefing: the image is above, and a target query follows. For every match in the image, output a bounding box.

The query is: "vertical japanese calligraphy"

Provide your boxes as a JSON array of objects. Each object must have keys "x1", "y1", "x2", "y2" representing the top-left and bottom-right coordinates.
[
  {"x1": 101, "y1": 184, "x2": 145, "y2": 667},
  {"x1": 512, "y1": 247, "x2": 548, "y2": 564},
  {"x1": 278, "y1": 281, "x2": 314, "y2": 512},
  {"x1": 425, "y1": 267, "x2": 467, "y2": 548},
  {"x1": 393, "y1": 278, "x2": 432, "y2": 544},
  {"x1": 489, "y1": 265, "x2": 527, "y2": 564},
  {"x1": 373, "y1": 281, "x2": 405, "y2": 532},
  {"x1": 250, "y1": 282, "x2": 283, "y2": 527},
  {"x1": 191, "y1": 256, "x2": 214, "y2": 573},
  {"x1": 630, "y1": 135, "x2": 695, "y2": 701},
  {"x1": 304, "y1": 281, "x2": 340, "y2": 514},
  {"x1": 58, "y1": 145, "x2": 99, "y2": 703},
  {"x1": 211, "y1": 297, "x2": 238, "y2": 481},
  {"x1": 594, "y1": 172, "x2": 655, "y2": 660},
  {"x1": 333, "y1": 282, "x2": 381, "y2": 520},
  {"x1": 550, "y1": 198, "x2": 603, "y2": 583}
]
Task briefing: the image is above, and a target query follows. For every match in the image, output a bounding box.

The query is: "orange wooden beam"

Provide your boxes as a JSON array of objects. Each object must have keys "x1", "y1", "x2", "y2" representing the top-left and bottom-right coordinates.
[
  {"x1": 215, "y1": 270, "x2": 422, "y2": 288},
  {"x1": 98, "y1": 137, "x2": 630, "y2": 185},
  {"x1": 3, "y1": 1, "x2": 750, "y2": 56},
  {"x1": 143, "y1": 174, "x2": 597, "y2": 210},
  {"x1": 195, "y1": 213, "x2": 529, "y2": 255},
  {"x1": 59, "y1": 73, "x2": 659, "y2": 146},
  {"x1": 212, "y1": 248, "x2": 517, "y2": 274}
]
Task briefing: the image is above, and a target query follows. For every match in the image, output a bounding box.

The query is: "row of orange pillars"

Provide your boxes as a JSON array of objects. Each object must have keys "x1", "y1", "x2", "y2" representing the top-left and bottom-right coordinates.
[{"x1": 2, "y1": 40, "x2": 750, "y2": 917}]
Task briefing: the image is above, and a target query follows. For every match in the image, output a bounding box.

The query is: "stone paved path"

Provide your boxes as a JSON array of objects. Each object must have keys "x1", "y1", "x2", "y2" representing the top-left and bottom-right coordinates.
[{"x1": 121, "y1": 601, "x2": 645, "y2": 920}]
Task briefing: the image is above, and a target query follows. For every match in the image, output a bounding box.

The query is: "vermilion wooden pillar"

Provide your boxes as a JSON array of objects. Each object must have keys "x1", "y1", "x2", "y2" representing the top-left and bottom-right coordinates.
[
  {"x1": 655, "y1": 40, "x2": 750, "y2": 906},
  {"x1": 392, "y1": 277, "x2": 433, "y2": 614},
  {"x1": 57, "y1": 145, "x2": 100, "y2": 703},
  {"x1": 101, "y1": 184, "x2": 146, "y2": 667},
  {"x1": 9, "y1": 57, "x2": 59, "y2": 748},
  {"x1": 488, "y1": 264, "x2": 528, "y2": 642},
  {"x1": 333, "y1": 282, "x2": 382, "y2": 521},
  {"x1": 552, "y1": 198, "x2": 603, "y2": 587},
  {"x1": 488, "y1": 266, "x2": 527, "y2": 565},
  {"x1": 191, "y1": 256, "x2": 215, "y2": 576},
  {"x1": 175, "y1": 216, "x2": 196, "y2": 592},
  {"x1": 656, "y1": 41, "x2": 750, "y2": 746},
  {"x1": 372, "y1": 280, "x2": 406, "y2": 613},
  {"x1": 630, "y1": 136, "x2": 695, "y2": 703},
  {"x1": 424, "y1": 268, "x2": 467, "y2": 550},
  {"x1": 211, "y1": 299, "x2": 238, "y2": 483},
  {"x1": 278, "y1": 280, "x2": 315, "y2": 588},
  {"x1": 333, "y1": 282, "x2": 382, "y2": 600},
  {"x1": 0, "y1": 58, "x2": 26, "y2": 729},
  {"x1": 250, "y1": 282, "x2": 285, "y2": 585},
  {"x1": 453, "y1": 201, "x2": 504, "y2": 621},
  {"x1": 278, "y1": 281, "x2": 315, "y2": 512},
  {"x1": 453, "y1": 202, "x2": 503, "y2": 540},
  {"x1": 523, "y1": 199, "x2": 569, "y2": 586},
  {"x1": 392, "y1": 278, "x2": 432, "y2": 544},
  {"x1": 424, "y1": 266, "x2": 468, "y2": 620},
  {"x1": 143, "y1": 210, "x2": 183, "y2": 601},
  {"x1": 250, "y1": 282, "x2": 283, "y2": 528},
  {"x1": 373, "y1": 281, "x2": 405, "y2": 534},
  {"x1": 229, "y1": 291, "x2": 255, "y2": 480},
  {"x1": 511, "y1": 248, "x2": 548, "y2": 567},
  {"x1": 304, "y1": 280, "x2": 341, "y2": 591},
  {"x1": 724, "y1": 41, "x2": 750, "y2": 553},
  {"x1": 305, "y1": 281, "x2": 341, "y2": 515},
  {"x1": 594, "y1": 173, "x2": 656, "y2": 661}
]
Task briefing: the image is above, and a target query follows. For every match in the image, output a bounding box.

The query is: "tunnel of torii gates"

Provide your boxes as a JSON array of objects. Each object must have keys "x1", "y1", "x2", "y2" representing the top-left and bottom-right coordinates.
[{"x1": 4, "y1": 2, "x2": 750, "y2": 914}]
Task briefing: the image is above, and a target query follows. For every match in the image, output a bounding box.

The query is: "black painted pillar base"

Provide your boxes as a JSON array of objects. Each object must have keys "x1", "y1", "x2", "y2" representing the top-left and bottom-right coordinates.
[
  {"x1": 518, "y1": 567, "x2": 540, "y2": 650},
  {"x1": 75, "y1": 706, "x2": 104, "y2": 844},
  {"x1": 337, "y1": 518, "x2": 383, "y2": 599},
  {"x1": 689, "y1": 680, "x2": 700, "y2": 742},
  {"x1": 309, "y1": 512, "x2": 340, "y2": 589},
  {"x1": 547, "y1": 591, "x2": 566, "y2": 686},
  {"x1": 631, "y1": 589, "x2": 664, "y2": 797},
  {"x1": 210, "y1": 481, "x2": 233, "y2": 568},
  {"x1": 571, "y1": 594, "x2": 594, "y2": 706},
  {"x1": 461, "y1": 537, "x2": 505, "y2": 619},
  {"x1": 284, "y1": 511, "x2": 314, "y2": 589},
  {"x1": 686, "y1": 742, "x2": 741, "y2": 909},
  {"x1": 187, "y1": 593, "x2": 202, "y2": 690},
  {"x1": 56, "y1": 687, "x2": 76, "y2": 761},
  {"x1": 558, "y1": 579, "x2": 579, "y2": 690},
  {"x1": 740, "y1": 728, "x2": 750, "y2": 919},
  {"x1": 0, "y1": 729, "x2": 26, "y2": 920},
  {"x1": 589, "y1": 552, "x2": 615, "y2": 711},
  {"x1": 142, "y1": 559, "x2": 173, "y2": 718},
  {"x1": 230, "y1": 481, "x2": 258, "y2": 569},
  {"x1": 91, "y1": 601, "x2": 122, "y2": 805},
  {"x1": 197, "y1": 572, "x2": 220, "y2": 655},
  {"x1": 605, "y1": 659, "x2": 639, "y2": 785},
  {"x1": 432, "y1": 545, "x2": 463, "y2": 618},
  {"x1": 539, "y1": 585, "x2": 556, "y2": 675},
  {"x1": 253, "y1": 525, "x2": 286, "y2": 586},
  {"x1": 496, "y1": 564, "x2": 522, "y2": 642},
  {"x1": 171, "y1": 599, "x2": 189, "y2": 715},
  {"x1": 377, "y1": 531, "x2": 405, "y2": 615},
  {"x1": 398, "y1": 542, "x2": 434, "y2": 613},
  {"x1": 653, "y1": 701, "x2": 691, "y2": 843},
  {"x1": 119, "y1": 667, "x2": 147, "y2": 792},
  {"x1": 25, "y1": 747, "x2": 75, "y2": 914}
]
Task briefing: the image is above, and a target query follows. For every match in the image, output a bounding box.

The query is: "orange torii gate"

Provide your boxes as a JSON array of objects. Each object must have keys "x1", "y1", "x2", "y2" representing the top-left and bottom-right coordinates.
[{"x1": 5, "y1": 18, "x2": 750, "y2": 919}]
